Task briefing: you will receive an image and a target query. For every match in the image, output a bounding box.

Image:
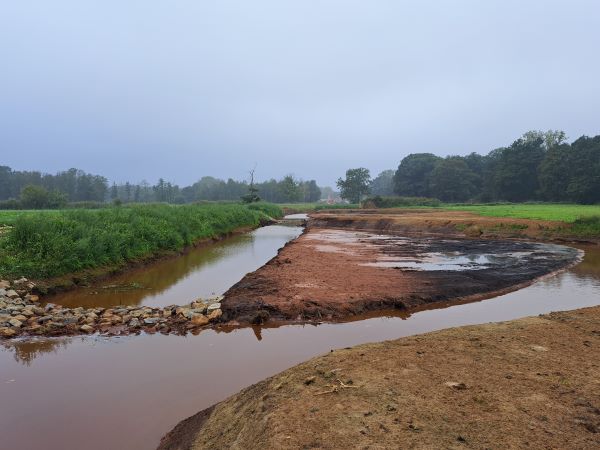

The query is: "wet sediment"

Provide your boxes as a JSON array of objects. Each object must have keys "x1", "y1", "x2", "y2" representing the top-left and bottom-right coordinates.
[{"x1": 220, "y1": 224, "x2": 581, "y2": 325}]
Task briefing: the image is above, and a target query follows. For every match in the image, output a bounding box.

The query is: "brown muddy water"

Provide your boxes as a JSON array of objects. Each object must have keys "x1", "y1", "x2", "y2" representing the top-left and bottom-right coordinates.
[{"x1": 1, "y1": 234, "x2": 599, "y2": 450}]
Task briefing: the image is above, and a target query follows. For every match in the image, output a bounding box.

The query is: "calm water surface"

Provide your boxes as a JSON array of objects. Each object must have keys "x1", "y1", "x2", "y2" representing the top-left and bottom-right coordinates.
[
  {"x1": 1, "y1": 241, "x2": 599, "y2": 450},
  {"x1": 49, "y1": 225, "x2": 303, "y2": 308}
]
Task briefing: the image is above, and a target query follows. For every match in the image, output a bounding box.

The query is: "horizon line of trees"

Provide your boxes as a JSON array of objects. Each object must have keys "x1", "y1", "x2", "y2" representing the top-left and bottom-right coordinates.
[
  {"x1": 0, "y1": 166, "x2": 327, "y2": 208},
  {"x1": 5, "y1": 129, "x2": 598, "y2": 209},
  {"x1": 337, "y1": 131, "x2": 600, "y2": 204}
]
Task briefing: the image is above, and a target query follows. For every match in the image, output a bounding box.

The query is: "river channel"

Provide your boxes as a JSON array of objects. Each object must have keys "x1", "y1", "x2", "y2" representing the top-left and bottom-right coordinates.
[
  {"x1": 1, "y1": 221, "x2": 599, "y2": 450},
  {"x1": 47, "y1": 224, "x2": 304, "y2": 309}
]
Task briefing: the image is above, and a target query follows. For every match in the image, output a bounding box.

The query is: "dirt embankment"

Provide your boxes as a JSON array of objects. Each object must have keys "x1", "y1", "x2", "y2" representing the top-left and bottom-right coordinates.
[
  {"x1": 220, "y1": 211, "x2": 580, "y2": 325},
  {"x1": 310, "y1": 208, "x2": 587, "y2": 241},
  {"x1": 158, "y1": 306, "x2": 600, "y2": 450}
]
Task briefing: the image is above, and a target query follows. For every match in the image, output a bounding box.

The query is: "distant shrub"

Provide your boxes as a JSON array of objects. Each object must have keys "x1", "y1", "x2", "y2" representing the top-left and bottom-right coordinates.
[
  {"x1": 18, "y1": 185, "x2": 68, "y2": 209},
  {"x1": 363, "y1": 196, "x2": 441, "y2": 208}
]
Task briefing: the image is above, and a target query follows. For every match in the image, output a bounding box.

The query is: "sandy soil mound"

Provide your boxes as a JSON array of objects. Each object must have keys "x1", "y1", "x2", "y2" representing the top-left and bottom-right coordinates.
[{"x1": 159, "y1": 306, "x2": 600, "y2": 450}]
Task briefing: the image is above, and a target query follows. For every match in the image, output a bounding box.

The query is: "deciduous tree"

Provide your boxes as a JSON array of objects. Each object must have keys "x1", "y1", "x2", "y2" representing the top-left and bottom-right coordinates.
[{"x1": 337, "y1": 168, "x2": 371, "y2": 203}]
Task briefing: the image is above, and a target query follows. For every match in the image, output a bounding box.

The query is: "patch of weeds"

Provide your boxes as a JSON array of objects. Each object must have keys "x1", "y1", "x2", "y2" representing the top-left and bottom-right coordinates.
[{"x1": 569, "y1": 216, "x2": 600, "y2": 237}]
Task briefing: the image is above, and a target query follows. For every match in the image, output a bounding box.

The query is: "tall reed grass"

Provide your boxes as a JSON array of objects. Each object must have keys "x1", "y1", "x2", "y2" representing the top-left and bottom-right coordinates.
[{"x1": 0, "y1": 203, "x2": 282, "y2": 278}]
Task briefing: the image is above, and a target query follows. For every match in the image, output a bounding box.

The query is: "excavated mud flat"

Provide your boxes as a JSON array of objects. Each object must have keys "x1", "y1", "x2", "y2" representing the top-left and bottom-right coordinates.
[{"x1": 220, "y1": 227, "x2": 581, "y2": 324}]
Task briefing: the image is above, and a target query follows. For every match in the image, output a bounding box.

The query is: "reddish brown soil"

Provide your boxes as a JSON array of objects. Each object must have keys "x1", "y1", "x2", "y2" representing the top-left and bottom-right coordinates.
[
  {"x1": 220, "y1": 217, "x2": 579, "y2": 324},
  {"x1": 221, "y1": 229, "x2": 421, "y2": 323},
  {"x1": 159, "y1": 306, "x2": 600, "y2": 450},
  {"x1": 310, "y1": 208, "x2": 572, "y2": 240}
]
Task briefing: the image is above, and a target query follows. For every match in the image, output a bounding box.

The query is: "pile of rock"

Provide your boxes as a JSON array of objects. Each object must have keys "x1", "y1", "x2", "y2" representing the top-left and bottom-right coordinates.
[{"x1": 0, "y1": 278, "x2": 224, "y2": 339}]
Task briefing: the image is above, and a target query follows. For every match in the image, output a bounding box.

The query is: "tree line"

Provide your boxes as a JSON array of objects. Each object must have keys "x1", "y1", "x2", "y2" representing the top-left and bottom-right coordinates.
[
  {"x1": 0, "y1": 167, "x2": 108, "y2": 205},
  {"x1": 0, "y1": 166, "x2": 323, "y2": 208},
  {"x1": 337, "y1": 131, "x2": 600, "y2": 204},
  {"x1": 180, "y1": 175, "x2": 321, "y2": 204}
]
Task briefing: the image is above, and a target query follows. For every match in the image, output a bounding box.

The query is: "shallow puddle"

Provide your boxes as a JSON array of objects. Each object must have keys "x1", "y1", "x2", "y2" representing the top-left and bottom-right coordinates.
[
  {"x1": 365, "y1": 245, "x2": 575, "y2": 271},
  {"x1": 308, "y1": 229, "x2": 580, "y2": 273},
  {"x1": 1, "y1": 244, "x2": 599, "y2": 450},
  {"x1": 366, "y1": 253, "x2": 496, "y2": 270},
  {"x1": 48, "y1": 225, "x2": 303, "y2": 309}
]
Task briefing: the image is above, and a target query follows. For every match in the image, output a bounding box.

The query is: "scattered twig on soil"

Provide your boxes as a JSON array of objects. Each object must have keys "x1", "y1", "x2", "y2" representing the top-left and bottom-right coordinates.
[
  {"x1": 314, "y1": 378, "x2": 361, "y2": 395},
  {"x1": 336, "y1": 378, "x2": 360, "y2": 389}
]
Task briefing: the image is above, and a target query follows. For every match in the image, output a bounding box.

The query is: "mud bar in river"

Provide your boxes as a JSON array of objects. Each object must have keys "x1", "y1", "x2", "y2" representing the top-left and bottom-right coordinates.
[{"x1": 220, "y1": 213, "x2": 582, "y2": 325}]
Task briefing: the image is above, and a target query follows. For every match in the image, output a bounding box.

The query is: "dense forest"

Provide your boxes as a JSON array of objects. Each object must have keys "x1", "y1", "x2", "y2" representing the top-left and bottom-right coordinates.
[
  {"x1": 337, "y1": 131, "x2": 600, "y2": 204},
  {"x1": 0, "y1": 166, "x2": 323, "y2": 208},
  {"x1": 392, "y1": 131, "x2": 600, "y2": 204},
  {"x1": 0, "y1": 167, "x2": 108, "y2": 204},
  {"x1": 3, "y1": 130, "x2": 599, "y2": 208}
]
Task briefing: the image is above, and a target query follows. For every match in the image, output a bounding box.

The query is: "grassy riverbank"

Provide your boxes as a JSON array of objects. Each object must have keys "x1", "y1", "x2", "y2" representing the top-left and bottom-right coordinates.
[{"x1": 0, "y1": 203, "x2": 282, "y2": 279}]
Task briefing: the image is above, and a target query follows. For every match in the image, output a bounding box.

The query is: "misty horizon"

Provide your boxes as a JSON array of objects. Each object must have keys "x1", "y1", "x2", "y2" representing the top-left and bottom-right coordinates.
[{"x1": 2, "y1": 1, "x2": 599, "y2": 186}]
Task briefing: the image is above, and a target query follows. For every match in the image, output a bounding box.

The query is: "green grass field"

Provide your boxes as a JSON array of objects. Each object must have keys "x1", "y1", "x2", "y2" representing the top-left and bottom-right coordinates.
[
  {"x1": 438, "y1": 203, "x2": 600, "y2": 238},
  {"x1": 0, "y1": 203, "x2": 282, "y2": 279},
  {"x1": 441, "y1": 204, "x2": 600, "y2": 223}
]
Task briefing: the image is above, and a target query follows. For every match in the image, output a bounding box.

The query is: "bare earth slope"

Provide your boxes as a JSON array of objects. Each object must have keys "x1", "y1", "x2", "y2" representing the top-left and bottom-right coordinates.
[{"x1": 159, "y1": 306, "x2": 600, "y2": 450}]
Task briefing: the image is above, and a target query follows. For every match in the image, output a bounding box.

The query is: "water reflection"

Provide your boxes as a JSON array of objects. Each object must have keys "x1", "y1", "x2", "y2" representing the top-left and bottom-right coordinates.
[
  {"x1": 1, "y1": 245, "x2": 599, "y2": 450},
  {"x1": 48, "y1": 225, "x2": 303, "y2": 309},
  {"x1": 2, "y1": 338, "x2": 72, "y2": 366},
  {"x1": 572, "y1": 246, "x2": 600, "y2": 279}
]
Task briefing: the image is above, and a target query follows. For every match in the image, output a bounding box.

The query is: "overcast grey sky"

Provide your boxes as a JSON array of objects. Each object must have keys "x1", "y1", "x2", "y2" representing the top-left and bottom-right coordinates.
[{"x1": 1, "y1": 0, "x2": 599, "y2": 187}]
